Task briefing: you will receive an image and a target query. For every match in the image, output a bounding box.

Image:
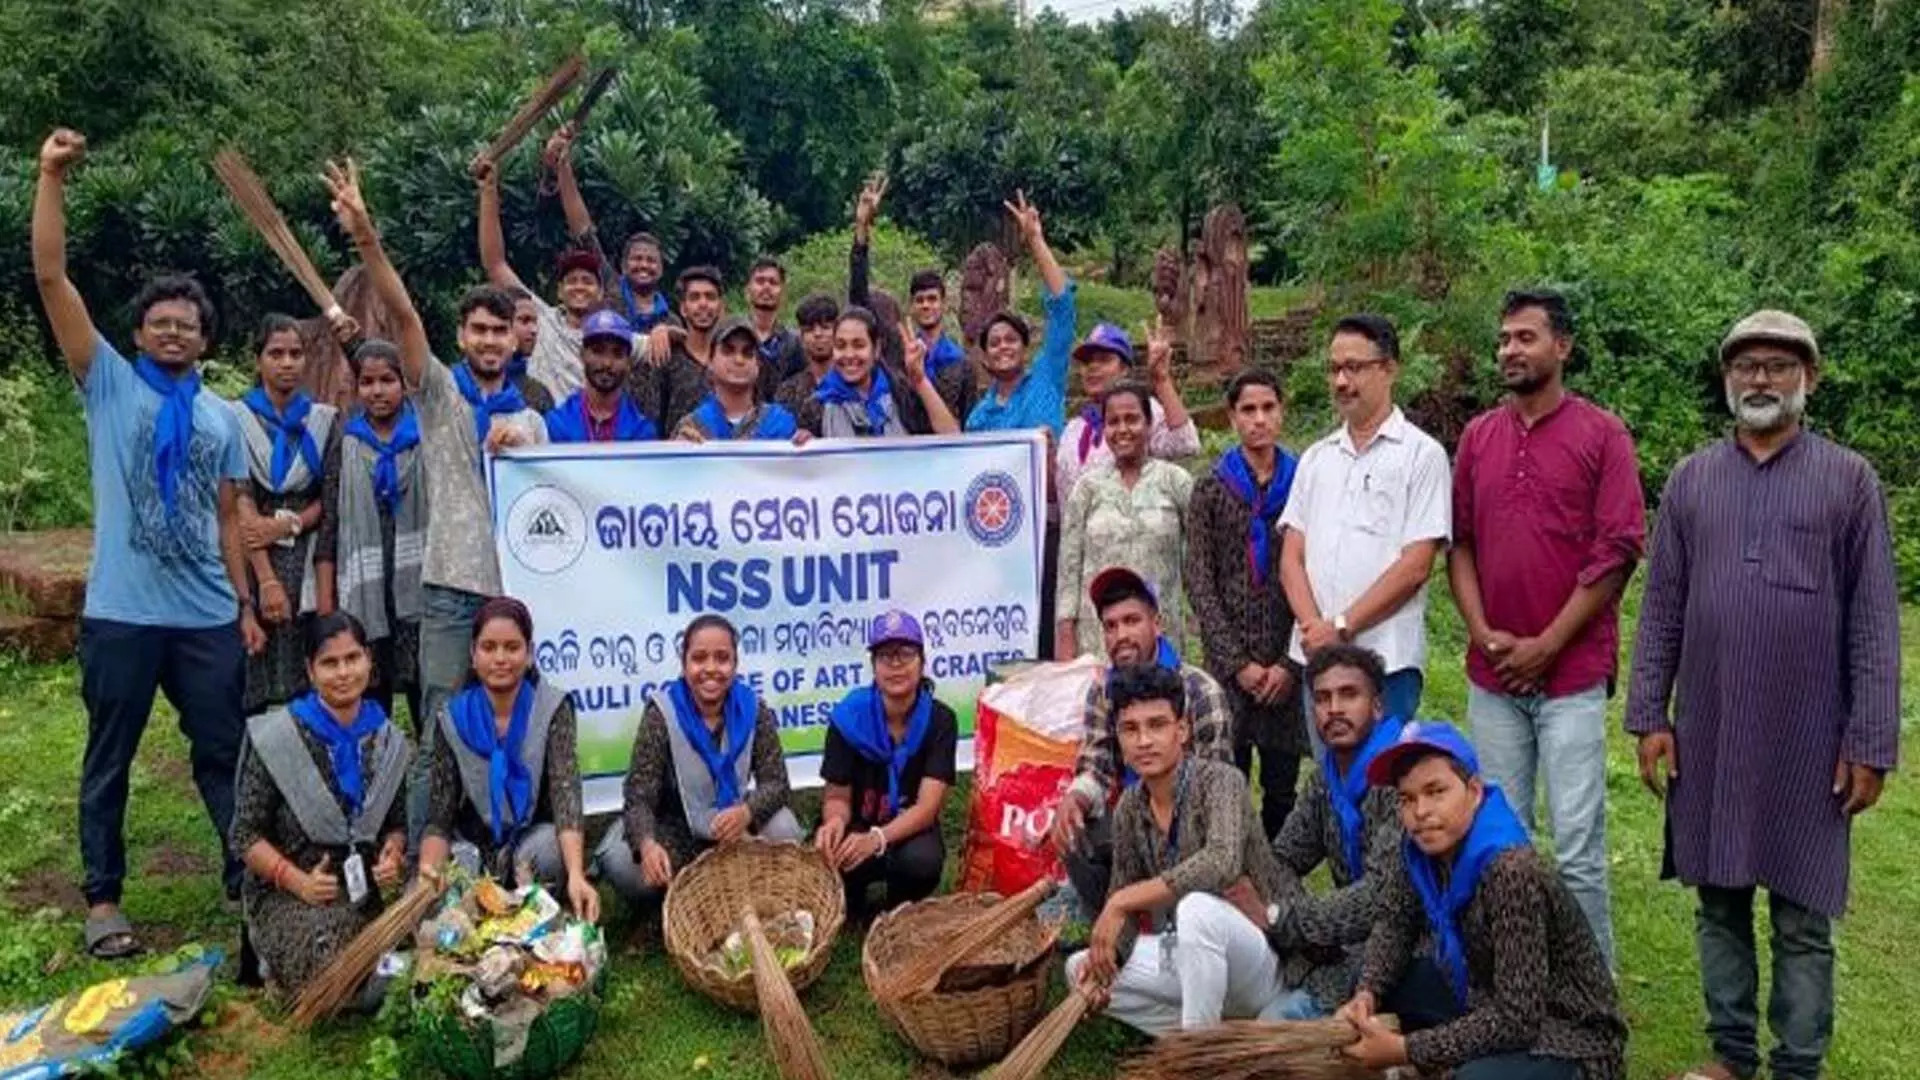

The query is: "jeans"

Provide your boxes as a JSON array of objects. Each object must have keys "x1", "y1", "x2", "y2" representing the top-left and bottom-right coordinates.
[
  {"x1": 1386, "y1": 956, "x2": 1583, "y2": 1080},
  {"x1": 1695, "y1": 885, "x2": 1835, "y2": 1080},
  {"x1": 78, "y1": 618, "x2": 246, "y2": 906},
  {"x1": 1467, "y1": 684, "x2": 1615, "y2": 969},
  {"x1": 1064, "y1": 892, "x2": 1283, "y2": 1035},
  {"x1": 411, "y1": 585, "x2": 487, "y2": 848},
  {"x1": 1304, "y1": 667, "x2": 1424, "y2": 758}
]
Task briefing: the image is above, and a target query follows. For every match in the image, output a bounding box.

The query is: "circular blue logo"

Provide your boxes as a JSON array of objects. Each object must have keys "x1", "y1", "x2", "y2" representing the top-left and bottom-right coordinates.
[{"x1": 964, "y1": 471, "x2": 1024, "y2": 548}]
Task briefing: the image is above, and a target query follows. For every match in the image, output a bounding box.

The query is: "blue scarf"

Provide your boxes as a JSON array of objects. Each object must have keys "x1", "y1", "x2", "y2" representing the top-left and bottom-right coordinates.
[
  {"x1": 243, "y1": 387, "x2": 323, "y2": 489},
  {"x1": 132, "y1": 355, "x2": 202, "y2": 516},
  {"x1": 828, "y1": 681, "x2": 934, "y2": 818},
  {"x1": 545, "y1": 390, "x2": 657, "y2": 444},
  {"x1": 1214, "y1": 446, "x2": 1297, "y2": 588},
  {"x1": 450, "y1": 680, "x2": 537, "y2": 846},
  {"x1": 506, "y1": 352, "x2": 530, "y2": 384},
  {"x1": 925, "y1": 333, "x2": 965, "y2": 377},
  {"x1": 1076, "y1": 402, "x2": 1106, "y2": 462},
  {"x1": 815, "y1": 366, "x2": 894, "y2": 434},
  {"x1": 691, "y1": 396, "x2": 798, "y2": 442},
  {"x1": 452, "y1": 361, "x2": 527, "y2": 450},
  {"x1": 667, "y1": 678, "x2": 759, "y2": 810},
  {"x1": 1107, "y1": 635, "x2": 1182, "y2": 790},
  {"x1": 1405, "y1": 784, "x2": 1530, "y2": 1005},
  {"x1": 345, "y1": 404, "x2": 420, "y2": 514},
  {"x1": 1323, "y1": 716, "x2": 1404, "y2": 881},
  {"x1": 619, "y1": 280, "x2": 673, "y2": 331},
  {"x1": 288, "y1": 691, "x2": 389, "y2": 818}
]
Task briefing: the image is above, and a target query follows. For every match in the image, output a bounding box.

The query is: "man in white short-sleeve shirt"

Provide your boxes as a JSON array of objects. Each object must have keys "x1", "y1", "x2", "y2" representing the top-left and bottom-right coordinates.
[{"x1": 1278, "y1": 313, "x2": 1449, "y2": 727}]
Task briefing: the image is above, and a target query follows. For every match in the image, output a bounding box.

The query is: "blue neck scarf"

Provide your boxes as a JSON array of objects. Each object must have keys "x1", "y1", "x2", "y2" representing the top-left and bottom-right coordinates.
[
  {"x1": 243, "y1": 387, "x2": 323, "y2": 489},
  {"x1": 619, "y1": 280, "x2": 672, "y2": 330},
  {"x1": 1323, "y1": 716, "x2": 1404, "y2": 881},
  {"x1": 452, "y1": 361, "x2": 527, "y2": 449},
  {"x1": 289, "y1": 691, "x2": 389, "y2": 818},
  {"x1": 132, "y1": 355, "x2": 202, "y2": 516},
  {"x1": 1076, "y1": 402, "x2": 1106, "y2": 462},
  {"x1": 1214, "y1": 446, "x2": 1297, "y2": 587},
  {"x1": 345, "y1": 404, "x2": 420, "y2": 514},
  {"x1": 1108, "y1": 636, "x2": 1182, "y2": 790},
  {"x1": 924, "y1": 333, "x2": 964, "y2": 377},
  {"x1": 1405, "y1": 784, "x2": 1530, "y2": 1005},
  {"x1": 815, "y1": 366, "x2": 893, "y2": 434},
  {"x1": 450, "y1": 680, "x2": 537, "y2": 846},
  {"x1": 828, "y1": 681, "x2": 934, "y2": 818},
  {"x1": 667, "y1": 678, "x2": 758, "y2": 809},
  {"x1": 506, "y1": 352, "x2": 530, "y2": 384},
  {"x1": 545, "y1": 390, "x2": 657, "y2": 444}
]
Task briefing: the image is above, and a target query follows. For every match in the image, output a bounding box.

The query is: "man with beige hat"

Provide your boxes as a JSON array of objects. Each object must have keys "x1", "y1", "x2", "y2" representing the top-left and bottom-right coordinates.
[{"x1": 1626, "y1": 310, "x2": 1901, "y2": 1080}]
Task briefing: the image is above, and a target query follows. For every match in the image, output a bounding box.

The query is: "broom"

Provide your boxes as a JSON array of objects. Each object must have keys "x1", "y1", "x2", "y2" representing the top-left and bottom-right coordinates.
[
  {"x1": 288, "y1": 873, "x2": 447, "y2": 1030},
  {"x1": 981, "y1": 988, "x2": 1091, "y2": 1080},
  {"x1": 539, "y1": 67, "x2": 620, "y2": 196},
  {"x1": 872, "y1": 877, "x2": 1055, "y2": 1001},
  {"x1": 743, "y1": 910, "x2": 830, "y2": 1080},
  {"x1": 211, "y1": 149, "x2": 341, "y2": 318},
  {"x1": 1116, "y1": 1016, "x2": 1400, "y2": 1080},
  {"x1": 470, "y1": 53, "x2": 587, "y2": 178}
]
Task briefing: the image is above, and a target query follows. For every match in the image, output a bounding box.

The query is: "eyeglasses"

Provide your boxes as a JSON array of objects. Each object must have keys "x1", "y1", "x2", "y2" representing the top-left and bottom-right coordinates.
[
  {"x1": 1728, "y1": 357, "x2": 1804, "y2": 382},
  {"x1": 144, "y1": 317, "x2": 202, "y2": 336},
  {"x1": 872, "y1": 646, "x2": 920, "y2": 667},
  {"x1": 1325, "y1": 358, "x2": 1390, "y2": 379}
]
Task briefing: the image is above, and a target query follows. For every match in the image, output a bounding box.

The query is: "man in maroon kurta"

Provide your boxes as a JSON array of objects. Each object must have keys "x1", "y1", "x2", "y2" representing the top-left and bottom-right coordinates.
[{"x1": 1626, "y1": 310, "x2": 1900, "y2": 1080}]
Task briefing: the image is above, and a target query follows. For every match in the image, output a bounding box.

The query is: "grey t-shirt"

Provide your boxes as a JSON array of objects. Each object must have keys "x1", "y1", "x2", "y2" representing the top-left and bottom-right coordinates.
[
  {"x1": 416, "y1": 356, "x2": 547, "y2": 595},
  {"x1": 527, "y1": 298, "x2": 584, "y2": 402}
]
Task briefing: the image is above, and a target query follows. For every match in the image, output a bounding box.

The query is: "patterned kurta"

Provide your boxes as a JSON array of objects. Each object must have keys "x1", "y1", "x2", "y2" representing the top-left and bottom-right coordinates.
[
  {"x1": 1185, "y1": 468, "x2": 1305, "y2": 755},
  {"x1": 231, "y1": 718, "x2": 409, "y2": 997},
  {"x1": 1626, "y1": 432, "x2": 1900, "y2": 916},
  {"x1": 1056, "y1": 459, "x2": 1195, "y2": 659},
  {"x1": 239, "y1": 421, "x2": 342, "y2": 713},
  {"x1": 1261, "y1": 769, "x2": 1400, "y2": 1010},
  {"x1": 1358, "y1": 847, "x2": 1627, "y2": 1079},
  {"x1": 621, "y1": 698, "x2": 794, "y2": 869},
  {"x1": 1067, "y1": 664, "x2": 1235, "y2": 811},
  {"x1": 423, "y1": 692, "x2": 584, "y2": 873}
]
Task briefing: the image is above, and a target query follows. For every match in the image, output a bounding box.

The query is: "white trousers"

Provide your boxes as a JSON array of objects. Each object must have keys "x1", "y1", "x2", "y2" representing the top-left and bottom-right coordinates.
[{"x1": 1066, "y1": 891, "x2": 1285, "y2": 1036}]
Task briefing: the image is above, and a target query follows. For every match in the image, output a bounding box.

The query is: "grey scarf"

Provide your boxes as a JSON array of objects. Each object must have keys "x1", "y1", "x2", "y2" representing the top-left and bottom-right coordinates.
[{"x1": 337, "y1": 433, "x2": 425, "y2": 641}]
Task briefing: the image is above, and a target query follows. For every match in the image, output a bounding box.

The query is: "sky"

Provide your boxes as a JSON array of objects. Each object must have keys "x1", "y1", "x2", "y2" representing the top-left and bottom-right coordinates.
[{"x1": 1034, "y1": 0, "x2": 1184, "y2": 24}]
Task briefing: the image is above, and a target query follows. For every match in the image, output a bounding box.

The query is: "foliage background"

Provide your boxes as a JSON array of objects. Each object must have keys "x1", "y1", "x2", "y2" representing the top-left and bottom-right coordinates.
[{"x1": 0, "y1": 0, "x2": 1916, "y2": 590}]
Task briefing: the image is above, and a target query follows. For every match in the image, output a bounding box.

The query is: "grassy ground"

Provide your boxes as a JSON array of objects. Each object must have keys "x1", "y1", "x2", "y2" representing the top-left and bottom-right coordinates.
[{"x1": 0, "y1": 592, "x2": 1915, "y2": 1078}]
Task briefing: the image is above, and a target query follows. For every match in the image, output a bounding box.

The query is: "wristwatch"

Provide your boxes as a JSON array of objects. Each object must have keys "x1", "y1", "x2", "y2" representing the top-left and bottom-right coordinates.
[
  {"x1": 1265, "y1": 902, "x2": 1281, "y2": 927},
  {"x1": 1333, "y1": 613, "x2": 1351, "y2": 641}
]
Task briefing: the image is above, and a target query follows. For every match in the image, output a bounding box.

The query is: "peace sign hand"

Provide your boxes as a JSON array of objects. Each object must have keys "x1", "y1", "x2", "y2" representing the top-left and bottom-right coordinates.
[
  {"x1": 1147, "y1": 315, "x2": 1174, "y2": 385},
  {"x1": 1003, "y1": 189, "x2": 1045, "y2": 248},
  {"x1": 902, "y1": 319, "x2": 929, "y2": 388},
  {"x1": 855, "y1": 170, "x2": 889, "y2": 236},
  {"x1": 322, "y1": 159, "x2": 372, "y2": 238}
]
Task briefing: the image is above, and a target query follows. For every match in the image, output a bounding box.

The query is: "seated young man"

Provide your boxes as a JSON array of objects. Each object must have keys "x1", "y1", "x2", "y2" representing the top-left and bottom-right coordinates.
[
  {"x1": 1221, "y1": 644, "x2": 1403, "y2": 1020},
  {"x1": 1065, "y1": 664, "x2": 1285, "y2": 1036},
  {"x1": 1337, "y1": 722, "x2": 1627, "y2": 1080},
  {"x1": 1047, "y1": 567, "x2": 1234, "y2": 915}
]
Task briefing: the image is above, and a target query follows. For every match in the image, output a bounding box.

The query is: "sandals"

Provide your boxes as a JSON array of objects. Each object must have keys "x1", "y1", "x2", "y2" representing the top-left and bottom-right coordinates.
[{"x1": 83, "y1": 911, "x2": 144, "y2": 960}]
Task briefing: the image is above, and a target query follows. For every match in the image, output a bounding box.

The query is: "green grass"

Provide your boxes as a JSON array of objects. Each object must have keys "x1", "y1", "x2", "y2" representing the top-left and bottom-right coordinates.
[{"x1": 0, "y1": 592, "x2": 1915, "y2": 1077}]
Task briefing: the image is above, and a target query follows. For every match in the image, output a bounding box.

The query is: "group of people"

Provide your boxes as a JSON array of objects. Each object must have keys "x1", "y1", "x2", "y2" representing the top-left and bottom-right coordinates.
[{"x1": 28, "y1": 112, "x2": 1901, "y2": 1080}]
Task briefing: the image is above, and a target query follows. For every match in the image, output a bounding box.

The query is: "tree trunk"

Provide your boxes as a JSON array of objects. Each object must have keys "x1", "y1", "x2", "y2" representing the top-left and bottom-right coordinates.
[{"x1": 1813, "y1": 0, "x2": 1847, "y2": 80}]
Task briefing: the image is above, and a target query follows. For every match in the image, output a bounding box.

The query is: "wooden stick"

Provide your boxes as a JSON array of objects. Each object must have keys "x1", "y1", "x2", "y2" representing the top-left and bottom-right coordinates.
[
  {"x1": 744, "y1": 910, "x2": 830, "y2": 1080},
  {"x1": 211, "y1": 149, "x2": 338, "y2": 315},
  {"x1": 874, "y1": 877, "x2": 1054, "y2": 1001},
  {"x1": 470, "y1": 53, "x2": 586, "y2": 177}
]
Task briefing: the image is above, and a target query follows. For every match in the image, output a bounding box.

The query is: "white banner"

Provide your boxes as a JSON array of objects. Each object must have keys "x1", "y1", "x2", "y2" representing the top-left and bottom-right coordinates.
[{"x1": 489, "y1": 434, "x2": 1047, "y2": 814}]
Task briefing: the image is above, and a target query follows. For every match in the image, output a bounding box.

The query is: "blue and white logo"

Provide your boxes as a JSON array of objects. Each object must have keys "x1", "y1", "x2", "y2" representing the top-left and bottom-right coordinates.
[
  {"x1": 963, "y1": 470, "x2": 1024, "y2": 548},
  {"x1": 506, "y1": 485, "x2": 588, "y2": 575}
]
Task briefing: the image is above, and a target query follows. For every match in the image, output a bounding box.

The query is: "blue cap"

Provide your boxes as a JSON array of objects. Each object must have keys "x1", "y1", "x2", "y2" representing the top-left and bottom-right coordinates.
[
  {"x1": 868, "y1": 609, "x2": 924, "y2": 650},
  {"x1": 1072, "y1": 322, "x2": 1136, "y2": 365},
  {"x1": 1365, "y1": 720, "x2": 1483, "y2": 788},
  {"x1": 581, "y1": 309, "x2": 635, "y2": 351}
]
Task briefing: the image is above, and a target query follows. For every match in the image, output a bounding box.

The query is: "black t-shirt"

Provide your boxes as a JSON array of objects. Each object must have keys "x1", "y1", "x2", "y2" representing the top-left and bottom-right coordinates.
[{"x1": 820, "y1": 699, "x2": 959, "y2": 828}]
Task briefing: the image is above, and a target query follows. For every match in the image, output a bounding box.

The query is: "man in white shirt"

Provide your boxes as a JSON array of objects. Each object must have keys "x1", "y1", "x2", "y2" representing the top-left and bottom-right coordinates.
[{"x1": 1277, "y1": 314, "x2": 1448, "y2": 731}]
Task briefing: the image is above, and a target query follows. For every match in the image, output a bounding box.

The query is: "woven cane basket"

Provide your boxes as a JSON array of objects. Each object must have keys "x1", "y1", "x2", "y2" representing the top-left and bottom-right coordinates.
[
  {"x1": 416, "y1": 992, "x2": 600, "y2": 1080},
  {"x1": 663, "y1": 839, "x2": 846, "y2": 1012},
  {"x1": 862, "y1": 891, "x2": 1059, "y2": 1066}
]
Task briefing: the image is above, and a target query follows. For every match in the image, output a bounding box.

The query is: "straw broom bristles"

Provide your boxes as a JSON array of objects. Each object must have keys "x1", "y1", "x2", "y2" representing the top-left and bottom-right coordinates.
[
  {"x1": 743, "y1": 910, "x2": 830, "y2": 1080},
  {"x1": 873, "y1": 877, "x2": 1055, "y2": 1001},
  {"x1": 1117, "y1": 1016, "x2": 1400, "y2": 1080},
  {"x1": 211, "y1": 149, "x2": 338, "y2": 314},
  {"x1": 288, "y1": 874, "x2": 447, "y2": 1030},
  {"x1": 982, "y1": 989, "x2": 1091, "y2": 1080},
  {"x1": 470, "y1": 53, "x2": 586, "y2": 177}
]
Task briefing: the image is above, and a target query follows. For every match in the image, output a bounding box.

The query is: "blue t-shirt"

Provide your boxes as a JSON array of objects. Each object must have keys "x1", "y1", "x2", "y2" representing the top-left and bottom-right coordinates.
[
  {"x1": 82, "y1": 336, "x2": 247, "y2": 628},
  {"x1": 965, "y1": 280, "x2": 1077, "y2": 436}
]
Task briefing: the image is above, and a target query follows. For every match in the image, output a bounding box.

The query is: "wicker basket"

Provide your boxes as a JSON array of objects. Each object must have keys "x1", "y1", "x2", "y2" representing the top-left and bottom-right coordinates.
[
  {"x1": 416, "y1": 992, "x2": 600, "y2": 1080},
  {"x1": 862, "y1": 891, "x2": 1059, "y2": 1067},
  {"x1": 663, "y1": 840, "x2": 845, "y2": 1012}
]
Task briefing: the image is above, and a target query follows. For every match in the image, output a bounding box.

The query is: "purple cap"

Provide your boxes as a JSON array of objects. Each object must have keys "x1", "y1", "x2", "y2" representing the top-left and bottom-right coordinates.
[
  {"x1": 581, "y1": 309, "x2": 635, "y2": 352},
  {"x1": 868, "y1": 609, "x2": 924, "y2": 650},
  {"x1": 1365, "y1": 720, "x2": 1484, "y2": 788},
  {"x1": 1072, "y1": 322, "x2": 1135, "y2": 365}
]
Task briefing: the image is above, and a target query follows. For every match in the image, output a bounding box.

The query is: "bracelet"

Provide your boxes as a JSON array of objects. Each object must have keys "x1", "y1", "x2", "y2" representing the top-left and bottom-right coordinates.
[{"x1": 872, "y1": 829, "x2": 888, "y2": 856}]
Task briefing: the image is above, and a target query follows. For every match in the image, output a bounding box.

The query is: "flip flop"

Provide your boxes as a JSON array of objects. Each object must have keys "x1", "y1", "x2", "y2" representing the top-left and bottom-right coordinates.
[{"x1": 84, "y1": 911, "x2": 143, "y2": 960}]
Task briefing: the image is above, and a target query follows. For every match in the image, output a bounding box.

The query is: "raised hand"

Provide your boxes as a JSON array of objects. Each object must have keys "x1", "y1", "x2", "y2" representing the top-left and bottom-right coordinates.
[
  {"x1": 322, "y1": 159, "x2": 372, "y2": 237},
  {"x1": 543, "y1": 122, "x2": 577, "y2": 166},
  {"x1": 39, "y1": 129, "x2": 87, "y2": 177},
  {"x1": 472, "y1": 157, "x2": 498, "y2": 190},
  {"x1": 1003, "y1": 189, "x2": 1045, "y2": 249},
  {"x1": 902, "y1": 320, "x2": 929, "y2": 387},
  {"x1": 1147, "y1": 316, "x2": 1174, "y2": 385},
  {"x1": 854, "y1": 170, "x2": 889, "y2": 237}
]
